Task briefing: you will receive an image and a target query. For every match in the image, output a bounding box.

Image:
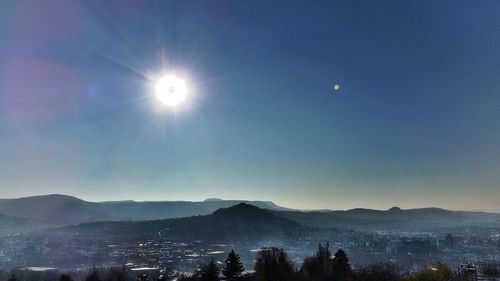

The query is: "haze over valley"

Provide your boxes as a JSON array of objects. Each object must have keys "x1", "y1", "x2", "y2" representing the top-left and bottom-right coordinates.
[{"x1": 0, "y1": 194, "x2": 498, "y2": 274}]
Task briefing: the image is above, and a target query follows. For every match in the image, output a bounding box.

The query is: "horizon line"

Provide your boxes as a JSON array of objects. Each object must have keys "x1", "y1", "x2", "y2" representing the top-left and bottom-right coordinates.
[{"x1": 1, "y1": 193, "x2": 499, "y2": 214}]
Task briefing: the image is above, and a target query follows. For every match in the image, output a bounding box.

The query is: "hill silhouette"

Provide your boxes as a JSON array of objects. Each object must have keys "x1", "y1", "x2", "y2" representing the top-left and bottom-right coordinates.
[
  {"x1": 1, "y1": 194, "x2": 499, "y2": 235},
  {"x1": 0, "y1": 194, "x2": 292, "y2": 227},
  {"x1": 0, "y1": 194, "x2": 104, "y2": 225},
  {"x1": 213, "y1": 203, "x2": 276, "y2": 219},
  {"x1": 52, "y1": 203, "x2": 306, "y2": 243},
  {"x1": 273, "y1": 207, "x2": 500, "y2": 232}
]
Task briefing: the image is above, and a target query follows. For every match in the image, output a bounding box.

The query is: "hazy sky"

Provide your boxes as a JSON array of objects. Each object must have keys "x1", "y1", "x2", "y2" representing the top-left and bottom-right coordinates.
[{"x1": 1, "y1": 0, "x2": 499, "y2": 210}]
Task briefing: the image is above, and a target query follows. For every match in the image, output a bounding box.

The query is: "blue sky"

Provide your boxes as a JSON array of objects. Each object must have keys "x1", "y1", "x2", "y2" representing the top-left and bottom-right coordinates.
[{"x1": 0, "y1": 0, "x2": 499, "y2": 210}]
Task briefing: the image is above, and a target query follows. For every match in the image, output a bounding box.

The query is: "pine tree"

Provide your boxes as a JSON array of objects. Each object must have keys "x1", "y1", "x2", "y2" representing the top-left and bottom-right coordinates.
[
  {"x1": 86, "y1": 269, "x2": 102, "y2": 281},
  {"x1": 200, "y1": 260, "x2": 220, "y2": 281},
  {"x1": 106, "y1": 267, "x2": 127, "y2": 281},
  {"x1": 223, "y1": 250, "x2": 245, "y2": 281},
  {"x1": 59, "y1": 274, "x2": 74, "y2": 281},
  {"x1": 254, "y1": 248, "x2": 296, "y2": 281},
  {"x1": 301, "y1": 243, "x2": 333, "y2": 281},
  {"x1": 331, "y1": 249, "x2": 351, "y2": 281},
  {"x1": 7, "y1": 274, "x2": 17, "y2": 281}
]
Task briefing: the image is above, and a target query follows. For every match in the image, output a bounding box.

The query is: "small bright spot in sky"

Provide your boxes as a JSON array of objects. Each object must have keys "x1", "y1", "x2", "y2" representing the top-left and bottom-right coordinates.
[
  {"x1": 333, "y1": 84, "x2": 340, "y2": 92},
  {"x1": 155, "y1": 75, "x2": 188, "y2": 107}
]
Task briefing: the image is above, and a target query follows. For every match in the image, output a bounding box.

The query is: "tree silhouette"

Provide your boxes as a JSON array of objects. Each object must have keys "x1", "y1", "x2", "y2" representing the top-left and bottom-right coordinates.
[
  {"x1": 7, "y1": 274, "x2": 17, "y2": 281},
  {"x1": 106, "y1": 267, "x2": 127, "y2": 281},
  {"x1": 331, "y1": 249, "x2": 351, "y2": 281},
  {"x1": 354, "y1": 263, "x2": 399, "y2": 281},
  {"x1": 86, "y1": 269, "x2": 102, "y2": 281},
  {"x1": 412, "y1": 263, "x2": 452, "y2": 281},
  {"x1": 59, "y1": 274, "x2": 74, "y2": 281},
  {"x1": 223, "y1": 250, "x2": 245, "y2": 281},
  {"x1": 136, "y1": 274, "x2": 148, "y2": 281},
  {"x1": 254, "y1": 248, "x2": 296, "y2": 281},
  {"x1": 199, "y1": 260, "x2": 220, "y2": 281},
  {"x1": 481, "y1": 263, "x2": 499, "y2": 278},
  {"x1": 177, "y1": 274, "x2": 196, "y2": 281},
  {"x1": 301, "y1": 243, "x2": 333, "y2": 281}
]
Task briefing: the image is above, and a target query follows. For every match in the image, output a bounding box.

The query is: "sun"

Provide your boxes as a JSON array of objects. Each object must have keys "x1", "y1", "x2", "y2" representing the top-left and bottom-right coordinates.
[{"x1": 155, "y1": 75, "x2": 188, "y2": 107}]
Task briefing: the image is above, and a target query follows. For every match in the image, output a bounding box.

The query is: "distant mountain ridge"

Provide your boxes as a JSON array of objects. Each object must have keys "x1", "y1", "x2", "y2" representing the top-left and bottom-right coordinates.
[
  {"x1": 273, "y1": 206, "x2": 500, "y2": 232},
  {"x1": 0, "y1": 194, "x2": 499, "y2": 236},
  {"x1": 0, "y1": 194, "x2": 292, "y2": 226}
]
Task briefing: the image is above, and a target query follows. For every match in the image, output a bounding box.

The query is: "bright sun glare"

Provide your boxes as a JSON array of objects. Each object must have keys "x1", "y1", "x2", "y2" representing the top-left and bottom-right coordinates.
[{"x1": 155, "y1": 75, "x2": 188, "y2": 107}]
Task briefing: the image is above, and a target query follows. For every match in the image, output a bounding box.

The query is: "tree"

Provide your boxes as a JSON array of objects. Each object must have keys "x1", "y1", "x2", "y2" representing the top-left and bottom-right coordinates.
[
  {"x1": 277, "y1": 250, "x2": 295, "y2": 281},
  {"x1": 354, "y1": 263, "x2": 399, "y2": 281},
  {"x1": 331, "y1": 249, "x2": 351, "y2": 281},
  {"x1": 86, "y1": 269, "x2": 102, "y2": 281},
  {"x1": 106, "y1": 267, "x2": 127, "y2": 281},
  {"x1": 411, "y1": 263, "x2": 452, "y2": 281},
  {"x1": 177, "y1": 275, "x2": 191, "y2": 281},
  {"x1": 199, "y1": 260, "x2": 220, "y2": 281},
  {"x1": 59, "y1": 274, "x2": 74, "y2": 281},
  {"x1": 254, "y1": 248, "x2": 296, "y2": 281},
  {"x1": 223, "y1": 250, "x2": 245, "y2": 281},
  {"x1": 481, "y1": 263, "x2": 499, "y2": 277},
  {"x1": 136, "y1": 274, "x2": 148, "y2": 281},
  {"x1": 301, "y1": 243, "x2": 333, "y2": 281},
  {"x1": 7, "y1": 274, "x2": 17, "y2": 281}
]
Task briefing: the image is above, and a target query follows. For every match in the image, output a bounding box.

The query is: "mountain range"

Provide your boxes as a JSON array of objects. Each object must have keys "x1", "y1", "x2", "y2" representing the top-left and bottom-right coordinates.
[
  {"x1": 0, "y1": 194, "x2": 499, "y2": 236},
  {"x1": 0, "y1": 194, "x2": 290, "y2": 226},
  {"x1": 274, "y1": 206, "x2": 500, "y2": 232}
]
